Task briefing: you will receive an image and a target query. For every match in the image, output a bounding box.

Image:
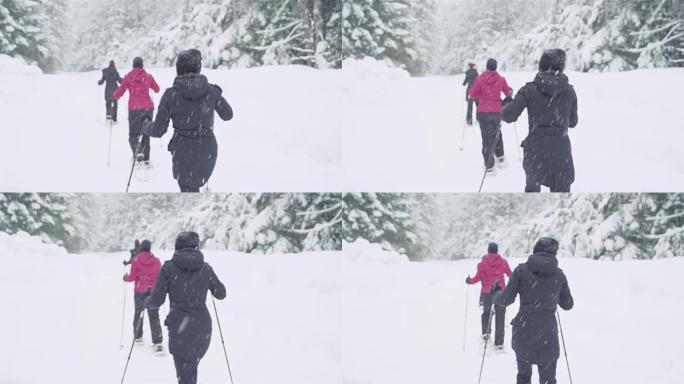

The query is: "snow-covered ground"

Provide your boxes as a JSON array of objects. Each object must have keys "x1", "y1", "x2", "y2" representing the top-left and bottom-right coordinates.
[
  {"x1": 342, "y1": 59, "x2": 684, "y2": 192},
  {"x1": 0, "y1": 60, "x2": 341, "y2": 192},
  {"x1": 342, "y1": 240, "x2": 684, "y2": 384},
  {"x1": 0, "y1": 233, "x2": 342, "y2": 383}
]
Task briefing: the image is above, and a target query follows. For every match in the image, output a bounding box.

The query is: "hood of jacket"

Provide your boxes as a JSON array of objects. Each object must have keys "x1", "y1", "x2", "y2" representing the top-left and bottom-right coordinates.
[
  {"x1": 533, "y1": 72, "x2": 571, "y2": 97},
  {"x1": 482, "y1": 253, "x2": 506, "y2": 268},
  {"x1": 173, "y1": 73, "x2": 211, "y2": 100},
  {"x1": 135, "y1": 251, "x2": 158, "y2": 266},
  {"x1": 172, "y1": 248, "x2": 205, "y2": 272},
  {"x1": 526, "y1": 252, "x2": 559, "y2": 275},
  {"x1": 479, "y1": 70, "x2": 502, "y2": 85}
]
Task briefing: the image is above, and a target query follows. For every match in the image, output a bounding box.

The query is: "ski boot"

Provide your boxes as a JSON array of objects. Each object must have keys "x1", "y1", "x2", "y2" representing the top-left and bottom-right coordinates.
[
  {"x1": 496, "y1": 156, "x2": 507, "y2": 168},
  {"x1": 485, "y1": 166, "x2": 497, "y2": 176},
  {"x1": 494, "y1": 344, "x2": 505, "y2": 353},
  {"x1": 153, "y1": 343, "x2": 164, "y2": 354},
  {"x1": 134, "y1": 338, "x2": 143, "y2": 345}
]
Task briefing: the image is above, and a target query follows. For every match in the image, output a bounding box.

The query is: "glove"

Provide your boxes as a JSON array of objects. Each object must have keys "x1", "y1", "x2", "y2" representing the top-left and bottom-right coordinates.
[
  {"x1": 502, "y1": 96, "x2": 513, "y2": 107},
  {"x1": 123, "y1": 260, "x2": 129, "y2": 266},
  {"x1": 465, "y1": 276, "x2": 471, "y2": 284},
  {"x1": 123, "y1": 273, "x2": 129, "y2": 281}
]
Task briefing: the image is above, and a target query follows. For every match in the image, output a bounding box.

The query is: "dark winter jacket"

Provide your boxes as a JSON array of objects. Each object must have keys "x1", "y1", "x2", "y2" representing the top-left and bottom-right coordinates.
[
  {"x1": 147, "y1": 247, "x2": 226, "y2": 361},
  {"x1": 468, "y1": 70, "x2": 511, "y2": 113},
  {"x1": 143, "y1": 73, "x2": 233, "y2": 189},
  {"x1": 497, "y1": 248, "x2": 574, "y2": 364},
  {"x1": 502, "y1": 72, "x2": 578, "y2": 189},
  {"x1": 113, "y1": 68, "x2": 160, "y2": 111},
  {"x1": 463, "y1": 68, "x2": 478, "y2": 101},
  {"x1": 98, "y1": 65, "x2": 121, "y2": 100}
]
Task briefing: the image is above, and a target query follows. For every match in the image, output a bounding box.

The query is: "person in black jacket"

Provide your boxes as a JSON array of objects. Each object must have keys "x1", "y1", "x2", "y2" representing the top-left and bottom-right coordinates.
[
  {"x1": 98, "y1": 60, "x2": 122, "y2": 122},
  {"x1": 147, "y1": 231, "x2": 227, "y2": 384},
  {"x1": 142, "y1": 49, "x2": 233, "y2": 192},
  {"x1": 497, "y1": 237, "x2": 574, "y2": 384},
  {"x1": 463, "y1": 63, "x2": 478, "y2": 125},
  {"x1": 502, "y1": 49, "x2": 578, "y2": 193}
]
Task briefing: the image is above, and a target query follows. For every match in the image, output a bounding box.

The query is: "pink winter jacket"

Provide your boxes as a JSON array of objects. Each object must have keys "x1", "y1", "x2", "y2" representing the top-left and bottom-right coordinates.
[
  {"x1": 124, "y1": 251, "x2": 161, "y2": 293},
  {"x1": 112, "y1": 68, "x2": 160, "y2": 111},
  {"x1": 468, "y1": 70, "x2": 512, "y2": 113},
  {"x1": 468, "y1": 253, "x2": 512, "y2": 294}
]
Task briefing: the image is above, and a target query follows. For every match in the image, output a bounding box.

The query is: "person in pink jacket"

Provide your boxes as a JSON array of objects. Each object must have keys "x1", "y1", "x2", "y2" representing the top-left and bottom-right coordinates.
[
  {"x1": 123, "y1": 239, "x2": 163, "y2": 350},
  {"x1": 468, "y1": 58, "x2": 513, "y2": 174},
  {"x1": 466, "y1": 242, "x2": 512, "y2": 349},
  {"x1": 113, "y1": 57, "x2": 160, "y2": 166}
]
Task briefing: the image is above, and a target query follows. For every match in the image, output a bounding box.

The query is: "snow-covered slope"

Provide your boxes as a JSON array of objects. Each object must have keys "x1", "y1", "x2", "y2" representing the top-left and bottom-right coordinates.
[
  {"x1": 0, "y1": 65, "x2": 341, "y2": 192},
  {"x1": 0, "y1": 233, "x2": 342, "y2": 383},
  {"x1": 342, "y1": 59, "x2": 684, "y2": 192},
  {"x1": 342, "y1": 240, "x2": 683, "y2": 384}
]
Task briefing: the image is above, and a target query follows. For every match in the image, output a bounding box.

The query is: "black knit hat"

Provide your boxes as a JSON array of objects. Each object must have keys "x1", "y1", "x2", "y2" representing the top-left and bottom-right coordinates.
[
  {"x1": 133, "y1": 57, "x2": 144, "y2": 69},
  {"x1": 175, "y1": 231, "x2": 200, "y2": 250},
  {"x1": 539, "y1": 49, "x2": 566, "y2": 72},
  {"x1": 486, "y1": 58, "x2": 497, "y2": 71},
  {"x1": 533, "y1": 237, "x2": 559, "y2": 256},
  {"x1": 176, "y1": 49, "x2": 202, "y2": 76},
  {"x1": 139, "y1": 240, "x2": 152, "y2": 252},
  {"x1": 488, "y1": 242, "x2": 498, "y2": 254}
]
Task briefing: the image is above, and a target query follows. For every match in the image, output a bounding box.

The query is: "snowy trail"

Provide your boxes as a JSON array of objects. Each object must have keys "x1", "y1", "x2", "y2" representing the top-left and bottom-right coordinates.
[
  {"x1": 342, "y1": 244, "x2": 684, "y2": 384},
  {"x1": 0, "y1": 65, "x2": 341, "y2": 192},
  {"x1": 0, "y1": 234, "x2": 342, "y2": 384},
  {"x1": 343, "y1": 65, "x2": 684, "y2": 192}
]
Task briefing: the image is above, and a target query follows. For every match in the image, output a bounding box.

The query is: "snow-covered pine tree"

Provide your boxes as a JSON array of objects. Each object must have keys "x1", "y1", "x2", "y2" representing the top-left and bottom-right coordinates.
[{"x1": 0, "y1": 193, "x2": 90, "y2": 252}]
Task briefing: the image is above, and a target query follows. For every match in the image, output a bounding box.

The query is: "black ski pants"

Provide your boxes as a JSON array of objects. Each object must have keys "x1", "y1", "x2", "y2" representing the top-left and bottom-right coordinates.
[
  {"x1": 133, "y1": 291, "x2": 162, "y2": 344},
  {"x1": 477, "y1": 112, "x2": 504, "y2": 169},
  {"x1": 516, "y1": 356, "x2": 557, "y2": 384},
  {"x1": 105, "y1": 97, "x2": 118, "y2": 121},
  {"x1": 173, "y1": 356, "x2": 199, "y2": 384},
  {"x1": 128, "y1": 109, "x2": 153, "y2": 161},
  {"x1": 524, "y1": 174, "x2": 572, "y2": 193},
  {"x1": 481, "y1": 291, "x2": 505, "y2": 346}
]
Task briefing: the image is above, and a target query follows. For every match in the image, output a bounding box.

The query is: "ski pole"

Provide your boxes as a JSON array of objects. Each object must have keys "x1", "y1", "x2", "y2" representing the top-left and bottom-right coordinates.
[
  {"x1": 121, "y1": 311, "x2": 145, "y2": 384},
  {"x1": 107, "y1": 119, "x2": 113, "y2": 167},
  {"x1": 462, "y1": 284, "x2": 470, "y2": 350},
  {"x1": 477, "y1": 128, "x2": 503, "y2": 193},
  {"x1": 459, "y1": 118, "x2": 467, "y2": 151},
  {"x1": 211, "y1": 295, "x2": 235, "y2": 384},
  {"x1": 557, "y1": 311, "x2": 573, "y2": 384},
  {"x1": 513, "y1": 122, "x2": 521, "y2": 161},
  {"x1": 477, "y1": 296, "x2": 496, "y2": 384},
  {"x1": 119, "y1": 278, "x2": 127, "y2": 349},
  {"x1": 125, "y1": 135, "x2": 145, "y2": 193}
]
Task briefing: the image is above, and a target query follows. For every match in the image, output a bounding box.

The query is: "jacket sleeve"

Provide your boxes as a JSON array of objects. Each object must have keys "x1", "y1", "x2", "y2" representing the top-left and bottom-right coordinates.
[
  {"x1": 112, "y1": 77, "x2": 127, "y2": 101},
  {"x1": 569, "y1": 87, "x2": 578, "y2": 128},
  {"x1": 216, "y1": 98, "x2": 233, "y2": 122},
  {"x1": 116, "y1": 72, "x2": 122, "y2": 84},
  {"x1": 504, "y1": 260, "x2": 512, "y2": 277},
  {"x1": 501, "y1": 78, "x2": 512, "y2": 97},
  {"x1": 558, "y1": 272, "x2": 574, "y2": 310},
  {"x1": 98, "y1": 71, "x2": 105, "y2": 85},
  {"x1": 468, "y1": 78, "x2": 481, "y2": 101},
  {"x1": 208, "y1": 265, "x2": 227, "y2": 300},
  {"x1": 497, "y1": 266, "x2": 520, "y2": 307},
  {"x1": 149, "y1": 75, "x2": 160, "y2": 93},
  {"x1": 144, "y1": 89, "x2": 173, "y2": 138},
  {"x1": 124, "y1": 259, "x2": 138, "y2": 282},
  {"x1": 469, "y1": 262, "x2": 483, "y2": 284},
  {"x1": 502, "y1": 87, "x2": 528, "y2": 123},
  {"x1": 147, "y1": 266, "x2": 168, "y2": 309}
]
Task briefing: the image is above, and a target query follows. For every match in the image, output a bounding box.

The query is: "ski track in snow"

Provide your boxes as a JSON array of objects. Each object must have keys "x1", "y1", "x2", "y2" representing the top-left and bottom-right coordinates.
[
  {"x1": 0, "y1": 234, "x2": 342, "y2": 383},
  {"x1": 0, "y1": 66, "x2": 342, "y2": 192},
  {"x1": 343, "y1": 67, "x2": 684, "y2": 192}
]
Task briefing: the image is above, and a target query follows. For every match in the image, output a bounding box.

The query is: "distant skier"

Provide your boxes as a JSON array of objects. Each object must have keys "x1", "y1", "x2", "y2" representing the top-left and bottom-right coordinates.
[
  {"x1": 502, "y1": 49, "x2": 578, "y2": 192},
  {"x1": 142, "y1": 49, "x2": 233, "y2": 192},
  {"x1": 468, "y1": 58, "x2": 512, "y2": 174},
  {"x1": 463, "y1": 62, "x2": 478, "y2": 126},
  {"x1": 465, "y1": 242, "x2": 512, "y2": 350},
  {"x1": 113, "y1": 57, "x2": 160, "y2": 166},
  {"x1": 497, "y1": 237, "x2": 574, "y2": 384},
  {"x1": 123, "y1": 240, "x2": 163, "y2": 350},
  {"x1": 123, "y1": 239, "x2": 140, "y2": 266},
  {"x1": 147, "y1": 231, "x2": 227, "y2": 384},
  {"x1": 97, "y1": 60, "x2": 121, "y2": 122}
]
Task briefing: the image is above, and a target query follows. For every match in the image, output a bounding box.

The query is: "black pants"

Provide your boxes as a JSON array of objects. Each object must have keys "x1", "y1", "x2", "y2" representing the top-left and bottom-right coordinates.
[
  {"x1": 128, "y1": 109, "x2": 153, "y2": 161},
  {"x1": 133, "y1": 291, "x2": 163, "y2": 344},
  {"x1": 481, "y1": 291, "x2": 505, "y2": 346},
  {"x1": 466, "y1": 100, "x2": 474, "y2": 124},
  {"x1": 173, "y1": 356, "x2": 199, "y2": 384},
  {"x1": 105, "y1": 98, "x2": 118, "y2": 121},
  {"x1": 524, "y1": 174, "x2": 572, "y2": 193},
  {"x1": 477, "y1": 112, "x2": 504, "y2": 169},
  {"x1": 516, "y1": 356, "x2": 557, "y2": 384}
]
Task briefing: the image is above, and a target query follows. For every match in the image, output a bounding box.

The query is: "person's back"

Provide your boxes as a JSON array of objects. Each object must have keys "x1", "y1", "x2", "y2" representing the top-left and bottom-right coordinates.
[
  {"x1": 100, "y1": 63, "x2": 121, "y2": 97},
  {"x1": 469, "y1": 251, "x2": 512, "y2": 293},
  {"x1": 464, "y1": 67, "x2": 478, "y2": 88},
  {"x1": 469, "y1": 67, "x2": 510, "y2": 114},
  {"x1": 497, "y1": 237, "x2": 573, "y2": 384},
  {"x1": 126, "y1": 250, "x2": 161, "y2": 292},
  {"x1": 116, "y1": 66, "x2": 159, "y2": 111}
]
